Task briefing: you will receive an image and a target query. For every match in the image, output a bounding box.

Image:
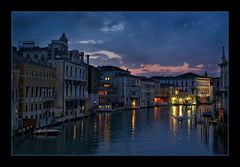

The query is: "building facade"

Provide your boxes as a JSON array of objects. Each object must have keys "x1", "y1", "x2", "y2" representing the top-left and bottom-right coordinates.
[
  {"x1": 88, "y1": 65, "x2": 100, "y2": 112},
  {"x1": 46, "y1": 33, "x2": 89, "y2": 120},
  {"x1": 218, "y1": 46, "x2": 229, "y2": 122},
  {"x1": 13, "y1": 53, "x2": 56, "y2": 129},
  {"x1": 116, "y1": 74, "x2": 141, "y2": 109},
  {"x1": 152, "y1": 72, "x2": 212, "y2": 105},
  {"x1": 54, "y1": 58, "x2": 88, "y2": 118},
  {"x1": 98, "y1": 66, "x2": 130, "y2": 110},
  {"x1": 11, "y1": 62, "x2": 20, "y2": 130},
  {"x1": 140, "y1": 77, "x2": 157, "y2": 107}
]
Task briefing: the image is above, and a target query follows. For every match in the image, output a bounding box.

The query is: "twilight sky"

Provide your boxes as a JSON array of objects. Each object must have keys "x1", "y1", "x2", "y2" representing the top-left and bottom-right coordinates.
[{"x1": 12, "y1": 12, "x2": 228, "y2": 77}]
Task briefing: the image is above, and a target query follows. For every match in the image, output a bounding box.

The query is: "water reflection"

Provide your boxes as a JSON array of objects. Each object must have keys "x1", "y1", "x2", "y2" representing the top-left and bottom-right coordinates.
[
  {"x1": 131, "y1": 109, "x2": 136, "y2": 140},
  {"x1": 13, "y1": 105, "x2": 227, "y2": 155}
]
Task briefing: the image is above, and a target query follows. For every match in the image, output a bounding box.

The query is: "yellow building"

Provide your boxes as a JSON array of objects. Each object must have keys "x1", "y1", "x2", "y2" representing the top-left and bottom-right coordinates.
[{"x1": 13, "y1": 54, "x2": 56, "y2": 128}]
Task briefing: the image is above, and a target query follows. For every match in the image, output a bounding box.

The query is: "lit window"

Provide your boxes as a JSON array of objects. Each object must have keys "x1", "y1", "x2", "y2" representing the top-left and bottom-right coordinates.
[
  {"x1": 105, "y1": 77, "x2": 110, "y2": 81},
  {"x1": 104, "y1": 84, "x2": 111, "y2": 88}
]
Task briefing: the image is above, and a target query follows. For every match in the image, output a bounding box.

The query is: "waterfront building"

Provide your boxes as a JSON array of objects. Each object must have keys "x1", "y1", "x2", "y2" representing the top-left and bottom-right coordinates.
[
  {"x1": 140, "y1": 77, "x2": 157, "y2": 107},
  {"x1": 218, "y1": 46, "x2": 229, "y2": 122},
  {"x1": 49, "y1": 34, "x2": 89, "y2": 119},
  {"x1": 13, "y1": 47, "x2": 56, "y2": 129},
  {"x1": 211, "y1": 77, "x2": 221, "y2": 112},
  {"x1": 116, "y1": 74, "x2": 141, "y2": 109},
  {"x1": 152, "y1": 72, "x2": 212, "y2": 105},
  {"x1": 98, "y1": 66, "x2": 130, "y2": 110},
  {"x1": 11, "y1": 47, "x2": 20, "y2": 130}
]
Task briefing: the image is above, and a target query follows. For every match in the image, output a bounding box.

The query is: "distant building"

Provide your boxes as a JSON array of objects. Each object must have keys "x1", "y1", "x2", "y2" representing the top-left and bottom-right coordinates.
[
  {"x1": 152, "y1": 72, "x2": 212, "y2": 105},
  {"x1": 218, "y1": 46, "x2": 229, "y2": 122}
]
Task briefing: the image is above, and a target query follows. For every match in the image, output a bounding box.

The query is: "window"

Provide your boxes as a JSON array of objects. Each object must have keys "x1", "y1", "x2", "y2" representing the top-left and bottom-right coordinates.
[
  {"x1": 66, "y1": 65, "x2": 68, "y2": 76},
  {"x1": 31, "y1": 115, "x2": 33, "y2": 119},
  {"x1": 39, "y1": 104, "x2": 41, "y2": 110},
  {"x1": 70, "y1": 67, "x2": 72, "y2": 77},
  {"x1": 39, "y1": 114, "x2": 41, "y2": 119},
  {"x1": 25, "y1": 105, "x2": 28, "y2": 112},
  {"x1": 79, "y1": 69, "x2": 81, "y2": 78},
  {"x1": 26, "y1": 54, "x2": 30, "y2": 58},
  {"x1": 31, "y1": 87, "x2": 34, "y2": 97},
  {"x1": 39, "y1": 87, "x2": 42, "y2": 97},
  {"x1": 105, "y1": 77, "x2": 110, "y2": 81},
  {"x1": 39, "y1": 71, "x2": 42, "y2": 77},
  {"x1": 26, "y1": 86, "x2": 29, "y2": 98},
  {"x1": 16, "y1": 89, "x2": 18, "y2": 100},
  {"x1": 26, "y1": 69, "x2": 29, "y2": 76},
  {"x1": 75, "y1": 68, "x2": 77, "y2": 78},
  {"x1": 32, "y1": 70, "x2": 34, "y2": 76},
  {"x1": 31, "y1": 104, "x2": 33, "y2": 111},
  {"x1": 83, "y1": 86, "x2": 85, "y2": 96},
  {"x1": 83, "y1": 70, "x2": 85, "y2": 79},
  {"x1": 48, "y1": 53, "x2": 51, "y2": 60},
  {"x1": 36, "y1": 71, "x2": 38, "y2": 77},
  {"x1": 35, "y1": 104, "x2": 37, "y2": 111},
  {"x1": 36, "y1": 87, "x2": 38, "y2": 97},
  {"x1": 34, "y1": 54, "x2": 38, "y2": 59}
]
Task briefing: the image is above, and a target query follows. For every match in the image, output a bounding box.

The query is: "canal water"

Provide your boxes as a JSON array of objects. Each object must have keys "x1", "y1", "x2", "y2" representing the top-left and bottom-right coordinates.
[{"x1": 12, "y1": 105, "x2": 228, "y2": 155}]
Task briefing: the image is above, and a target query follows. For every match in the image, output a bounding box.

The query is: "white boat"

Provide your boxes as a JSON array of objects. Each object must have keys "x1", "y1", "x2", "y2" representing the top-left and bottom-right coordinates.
[{"x1": 34, "y1": 129, "x2": 60, "y2": 136}]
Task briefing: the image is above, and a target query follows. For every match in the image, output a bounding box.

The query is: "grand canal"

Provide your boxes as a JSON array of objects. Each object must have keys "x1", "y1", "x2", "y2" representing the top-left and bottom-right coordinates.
[{"x1": 12, "y1": 105, "x2": 228, "y2": 155}]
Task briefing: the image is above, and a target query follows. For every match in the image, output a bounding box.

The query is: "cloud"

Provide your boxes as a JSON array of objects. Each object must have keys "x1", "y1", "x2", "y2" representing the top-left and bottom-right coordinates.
[
  {"x1": 86, "y1": 50, "x2": 123, "y2": 61},
  {"x1": 100, "y1": 22, "x2": 125, "y2": 32},
  {"x1": 122, "y1": 62, "x2": 206, "y2": 76},
  {"x1": 196, "y1": 64, "x2": 204, "y2": 68},
  {"x1": 69, "y1": 40, "x2": 103, "y2": 44},
  {"x1": 86, "y1": 50, "x2": 124, "y2": 67}
]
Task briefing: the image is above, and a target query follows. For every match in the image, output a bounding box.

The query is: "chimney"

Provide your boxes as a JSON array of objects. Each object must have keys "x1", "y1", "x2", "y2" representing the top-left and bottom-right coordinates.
[
  {"x1": 80, "y1": 52, "x2": 84, "y2": 62},
  {"x1": 204, "y1": 71, "x2": 208, "y2": 77},
  {"x1": 86, "y1": 54, "x2": 89, "y2": 65}
]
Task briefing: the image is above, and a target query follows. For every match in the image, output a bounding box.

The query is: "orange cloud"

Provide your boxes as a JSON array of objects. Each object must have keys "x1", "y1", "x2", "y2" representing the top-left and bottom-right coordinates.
[{"x1": 121, "y1": 62, "x2": 205, "y2": 75}]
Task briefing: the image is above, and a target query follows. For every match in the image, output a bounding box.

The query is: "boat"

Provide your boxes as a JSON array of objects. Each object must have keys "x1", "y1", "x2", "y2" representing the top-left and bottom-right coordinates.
[{"x1": 34, "y1": 129, "x2": 60, "y2": 136}]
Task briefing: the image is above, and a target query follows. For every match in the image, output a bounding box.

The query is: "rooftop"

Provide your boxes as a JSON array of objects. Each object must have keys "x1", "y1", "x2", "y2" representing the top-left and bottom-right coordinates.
[{"x1": 98, "y1": 66, "x2": 130, "y2": 73}]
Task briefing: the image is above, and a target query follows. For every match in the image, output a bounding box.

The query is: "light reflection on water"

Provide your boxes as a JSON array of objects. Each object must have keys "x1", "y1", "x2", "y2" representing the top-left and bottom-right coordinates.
[{"x1": 13, "y1": 105, "x2": 228, "y2": 155}]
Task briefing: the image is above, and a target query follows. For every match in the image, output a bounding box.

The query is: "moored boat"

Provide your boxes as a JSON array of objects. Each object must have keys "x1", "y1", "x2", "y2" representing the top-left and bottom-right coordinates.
[{"x1": 34, "y1": 129, "x2": 60, "y2": 136}]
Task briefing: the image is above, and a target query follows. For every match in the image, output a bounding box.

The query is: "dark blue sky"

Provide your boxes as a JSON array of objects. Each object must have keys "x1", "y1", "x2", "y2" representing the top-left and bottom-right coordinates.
[{"x1": 12, "y1": 12, "x2": 228, "y2": 77}]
